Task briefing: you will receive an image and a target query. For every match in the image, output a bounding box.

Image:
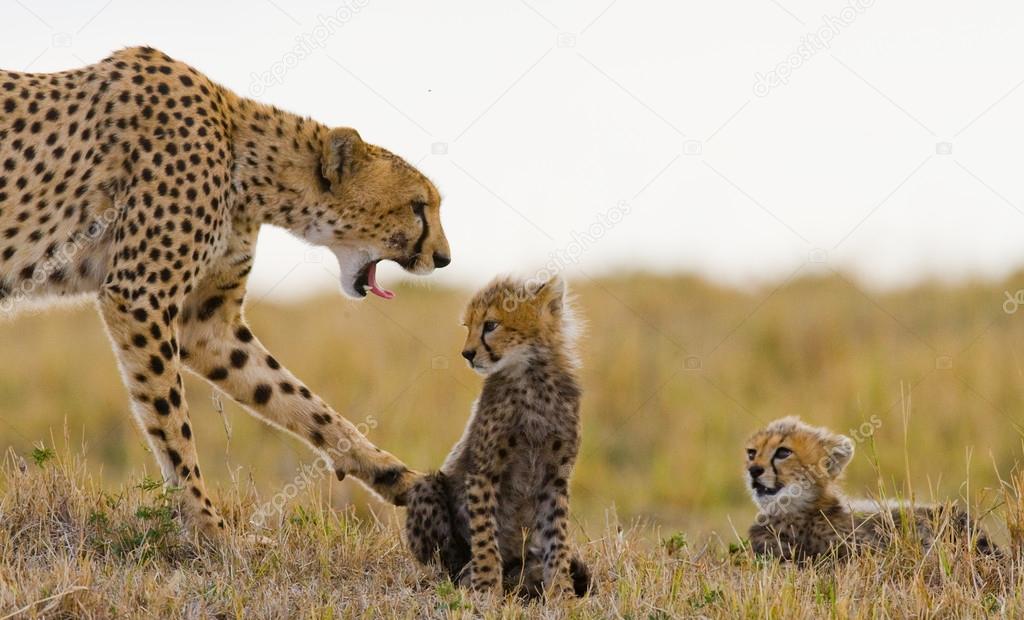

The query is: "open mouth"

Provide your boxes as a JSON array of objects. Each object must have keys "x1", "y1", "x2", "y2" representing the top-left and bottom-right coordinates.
[
  {"x1": 333, "y1": 246, "x2": 425, "y2": 301},
  {"x1": 333, "y1": 246, "x2": 397, "y2": 300},
  {"x1": 353, "y1": 260, "x2": 395, "y2": 300},
  {"x1": 752, "y1": 481, "x2": 782, "y2": 497}
]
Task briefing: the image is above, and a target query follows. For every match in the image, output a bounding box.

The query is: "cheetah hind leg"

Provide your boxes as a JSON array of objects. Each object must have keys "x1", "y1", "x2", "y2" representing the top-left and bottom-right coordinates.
[{"x1": 405, "y1": 472, "x2": 470, "y2": 580}]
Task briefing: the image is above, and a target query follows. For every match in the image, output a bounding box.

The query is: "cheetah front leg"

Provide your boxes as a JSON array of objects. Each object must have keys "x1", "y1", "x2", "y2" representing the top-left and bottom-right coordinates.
[
  {"x1": 465, "y1": 471, "x2": 503, "y2": 596},
  {"x1": 534, "y1": 440, "x2": 578, "y2": 596},
  {"x1": 179, "y1": 305, "x2": 417, "y2": 506},
  {"x1": 98, "y1": 289, "x2": 226, "y2": 541}
]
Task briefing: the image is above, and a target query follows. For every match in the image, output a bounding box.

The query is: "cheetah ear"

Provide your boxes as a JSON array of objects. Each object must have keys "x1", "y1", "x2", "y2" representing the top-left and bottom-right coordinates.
[
  {"x1": 824, "y1": 434, "x2": 854, "y2": 477},
  {"x1": 532, "y1": 276, "x2": 566, "y2": 317},
  {"x1": 320, "y1": 127, "x2": 365, "y2": 191}
]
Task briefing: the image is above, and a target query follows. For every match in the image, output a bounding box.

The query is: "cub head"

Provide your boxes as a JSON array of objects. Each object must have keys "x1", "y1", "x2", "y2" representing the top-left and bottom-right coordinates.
[
  {"x1": 744, "y1": 417, "x2": 854, "y2": 513},
  {"x1": 459, "y1": 275, "x2": 576, "y2": 375},
  {"x1": 301, "y1": 127, "x2": 451, "y2": 299}
]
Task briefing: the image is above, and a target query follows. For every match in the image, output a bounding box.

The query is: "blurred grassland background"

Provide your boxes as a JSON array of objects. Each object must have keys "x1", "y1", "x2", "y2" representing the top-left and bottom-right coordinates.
[{"x1": 3, "y1": 271, "x2": 1024, "y2": 541}]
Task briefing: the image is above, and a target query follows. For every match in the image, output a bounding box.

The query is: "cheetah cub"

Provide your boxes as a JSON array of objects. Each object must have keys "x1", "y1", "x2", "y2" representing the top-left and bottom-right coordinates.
[
  {"x1": 405, "y1": 275, "x2": 591, "y2": 597},
  {"x1": 744, "y1": 416, "x2": 996, "y2": 561}
]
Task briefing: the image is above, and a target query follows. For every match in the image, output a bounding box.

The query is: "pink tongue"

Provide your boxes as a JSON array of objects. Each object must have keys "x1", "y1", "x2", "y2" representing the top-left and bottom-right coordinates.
[{"x1": 366, "y1": 262, "x2": 395, "y2": 299}]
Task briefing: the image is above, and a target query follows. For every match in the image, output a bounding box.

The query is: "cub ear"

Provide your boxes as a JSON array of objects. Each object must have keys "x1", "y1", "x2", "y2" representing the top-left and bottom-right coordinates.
[
  {"x1": 531, "y1": 275, "x2": 566, "y2": 317},
  {"x1": 320, "y1": 127, "x2": 365, "y2": 191},
  {"x1": 823, "y1": 434, "x2": 854, "y2": 477}
]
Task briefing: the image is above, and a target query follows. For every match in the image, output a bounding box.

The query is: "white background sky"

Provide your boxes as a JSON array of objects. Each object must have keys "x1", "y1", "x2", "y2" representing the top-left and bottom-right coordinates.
[{"x1": 4, "y1": 0, "x2": 1024, "y2": 299}]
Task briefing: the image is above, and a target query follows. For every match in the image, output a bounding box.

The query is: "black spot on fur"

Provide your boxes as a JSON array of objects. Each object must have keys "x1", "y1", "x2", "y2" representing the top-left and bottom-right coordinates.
[
  {"x1": 230, "y1": 349, "x2": 248, "y2": 368},
  {"x1": 154, "y1": 398, "x2": 170, "y2": 416},
  {"x1": 207, "y1": 367, "x2": 228, "y2": 381},
  {"x1": 253, "y1": 383, "x2": 272, "y2": 405}
]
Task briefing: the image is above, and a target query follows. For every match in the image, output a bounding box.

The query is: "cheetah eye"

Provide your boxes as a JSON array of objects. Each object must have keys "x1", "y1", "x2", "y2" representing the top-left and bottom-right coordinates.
[
  {"x1": 773, "y1": 447, "x2": 792, "y2": 460},
  {"x1": 482, "y1": 320, "x2": 499, "y2": 334},
  {"x1": 746, "y1": 448, "x2": 756, "y2": 460},
  {"x1": 411, "y1": 200, "x2": 427, "y2": 217}
]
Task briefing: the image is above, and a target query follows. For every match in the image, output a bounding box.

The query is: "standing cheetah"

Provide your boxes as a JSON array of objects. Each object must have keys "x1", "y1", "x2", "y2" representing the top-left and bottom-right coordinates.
[
  {"x1": 744, "y1": 417, "x2": 996, "y2": 561},
  {"x1": 405, "y1": 275, "x2": 591, "y2": 598},
  {"x1": 0, "y1": 47, "x2": 451, "y2": 541}
]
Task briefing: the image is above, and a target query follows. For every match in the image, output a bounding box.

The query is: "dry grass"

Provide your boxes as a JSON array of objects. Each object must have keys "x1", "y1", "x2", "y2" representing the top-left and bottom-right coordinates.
[
  {"x1": 1, "y1": 447, "x2": 1021, "y2": 618},
  {"x1": 4, "y1": 272, "x2": 1024, "y2": 617}
]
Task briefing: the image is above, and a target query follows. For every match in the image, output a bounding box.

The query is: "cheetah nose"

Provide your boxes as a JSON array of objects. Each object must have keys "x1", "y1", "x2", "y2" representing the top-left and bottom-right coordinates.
[
  {"x1": 748, "y1": 465, "x2": 765, "y2": 479},
  {"x1": 432, "y1": 252, "x2": 451, "y2": 269},
  {"x1": 461, "y1": 350, "x2": 476, "y2": 363}
]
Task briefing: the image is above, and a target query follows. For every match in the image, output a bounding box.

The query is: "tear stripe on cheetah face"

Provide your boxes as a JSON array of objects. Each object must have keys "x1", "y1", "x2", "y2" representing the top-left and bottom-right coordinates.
[
  {"x1": 405, "y1": 275, "x2": 590, "y2": 597},
  {"x1": 0, "y1": 46, "x2": 447, "y2": 542},
  {"x1": 744, "y1": 416, "x2": 853, "y2": 514},
  {"x1": 234, "y1": 121, "x2": 451, "y2": 301},
  {"x1": 459, "y1": 274, "x2": 582, "y2": 376},
  {"x1": 744, "y1": 416, "x2": 999, "y2": 561}
]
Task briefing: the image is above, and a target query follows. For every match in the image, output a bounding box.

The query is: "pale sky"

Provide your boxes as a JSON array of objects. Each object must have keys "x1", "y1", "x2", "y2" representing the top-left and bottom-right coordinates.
[{"x1": 5, "y1": 0, "x2": 1024, "y2": 299}]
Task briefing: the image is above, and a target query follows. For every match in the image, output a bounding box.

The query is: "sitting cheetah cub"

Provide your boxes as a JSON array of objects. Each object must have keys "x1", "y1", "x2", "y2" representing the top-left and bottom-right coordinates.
[
  {"x1": 745, "y1": 417, "x2": 996, "y2": 561},
  {"x1": 405, "y1": 275, "x2": 591, "y2": 597}
]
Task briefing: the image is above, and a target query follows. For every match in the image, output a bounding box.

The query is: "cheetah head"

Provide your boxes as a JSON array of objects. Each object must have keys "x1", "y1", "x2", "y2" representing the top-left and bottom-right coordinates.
[
  {"x1": 459, "y1": 275, "x2": 578, "y2": 375},
  {"x1": 301, "y1": 128, "x2": 450, "y2": 299},
  {"x1": 744, "y1": 416, "x2": 854, "y2": 514}
]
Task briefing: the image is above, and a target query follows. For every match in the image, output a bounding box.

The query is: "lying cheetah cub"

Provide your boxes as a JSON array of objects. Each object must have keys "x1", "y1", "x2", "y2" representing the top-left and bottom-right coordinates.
[
  {"x1": 745, "y1": 416, "x2": 996, "y2": 561},
  {"x1": 405, "y1": 275, "x2": 591, "y2": 597}
]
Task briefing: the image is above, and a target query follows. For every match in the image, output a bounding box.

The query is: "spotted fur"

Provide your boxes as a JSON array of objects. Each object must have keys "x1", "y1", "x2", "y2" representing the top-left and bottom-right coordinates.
[
  {"x1": 0, "y1": 47, "x2": 452, "y2": 541},
  {"x1": 744, "y1": 417, "x2": 997, "y2": 561},
  {"x1": 405, "y1": 275, "x2": 591, "y2": 598}
]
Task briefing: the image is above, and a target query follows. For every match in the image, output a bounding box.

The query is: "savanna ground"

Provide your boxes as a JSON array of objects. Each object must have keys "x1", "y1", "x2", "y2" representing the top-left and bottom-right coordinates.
[{"x1": 4, "y1": 271, "x2": 1024, "y2": 617}]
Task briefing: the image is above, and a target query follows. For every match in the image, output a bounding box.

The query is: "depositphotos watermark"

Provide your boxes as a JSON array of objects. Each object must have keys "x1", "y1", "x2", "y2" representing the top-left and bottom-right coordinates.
[
  {"x1": 752, "y1": 0, "x2": 874, "y2": 98},
  {"x1": 0, "y1": 206, "x2": 120, "y2": 318},
  {"x1": 753, "y1": 415, "x2": 881, "y2": 525},
  {"x1": 1003, "y1": 290, "x2": 1024, "y2": 315},
  {"x1": 500, "y1": 200, "x2": 633, "y2": 312},
  {"x1": 250, "y1": 415, "x2": 378, "y2": 527},
  {"x1": 249, "y1": 0, "x2": 370, "y2": 97}
]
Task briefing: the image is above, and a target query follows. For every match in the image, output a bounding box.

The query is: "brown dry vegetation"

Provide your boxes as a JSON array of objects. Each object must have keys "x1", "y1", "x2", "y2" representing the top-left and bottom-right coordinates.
[
  {"x1": 4, "y1": 272, "x2": 1024, "y2": 617},
  {"x1": 0, "y1": 448, "x2": 1021, "y2": 618}
]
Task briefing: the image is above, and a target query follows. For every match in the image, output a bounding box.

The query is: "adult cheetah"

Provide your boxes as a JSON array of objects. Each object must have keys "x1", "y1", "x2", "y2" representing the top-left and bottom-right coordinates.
[{"x1": 0, "y1": 47, "x2": 451, "y2": 541}]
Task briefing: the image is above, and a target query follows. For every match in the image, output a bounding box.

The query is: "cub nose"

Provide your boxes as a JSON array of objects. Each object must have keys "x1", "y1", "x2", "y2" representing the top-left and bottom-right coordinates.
[
  {"x1": 748, "y1": 465, "x2": 765, "y2": 479},
  {"x1": 432, "y1": 252, "x2": 451, "y2": 268},
  {"x1": 461, "y1": 350, "x2": 476, "y2": 363}
]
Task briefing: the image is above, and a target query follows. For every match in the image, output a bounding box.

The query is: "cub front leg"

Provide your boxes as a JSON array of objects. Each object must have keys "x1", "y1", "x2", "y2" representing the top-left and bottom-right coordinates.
[
  {"x1": 535, "y1": 438, "x2": 578, "y2": 596},
  {"x1": 98, "y1": 289, "x2": 226, "y2": 541},
  {"x1": 462, "y1": 417, "x2": 513, "y2": 595},
  {"x1": 180, "y1": 311, "x2": 417, "y2": 506},
  {"x1": 465, "y1": 471, "x2": 503, "y2": 595}
]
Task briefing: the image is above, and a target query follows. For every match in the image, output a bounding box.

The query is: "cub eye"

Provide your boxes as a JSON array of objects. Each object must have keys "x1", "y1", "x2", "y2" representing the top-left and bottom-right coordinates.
[
  {"x1": 774, "y1": 447, "x2": 792, "y2": 460},
  {"x1": 746, "y1": 448, "x2": 756, "y2": 460},
  {"x1": 482, "y1": 320, "x2": 499, "y2": 334}
]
